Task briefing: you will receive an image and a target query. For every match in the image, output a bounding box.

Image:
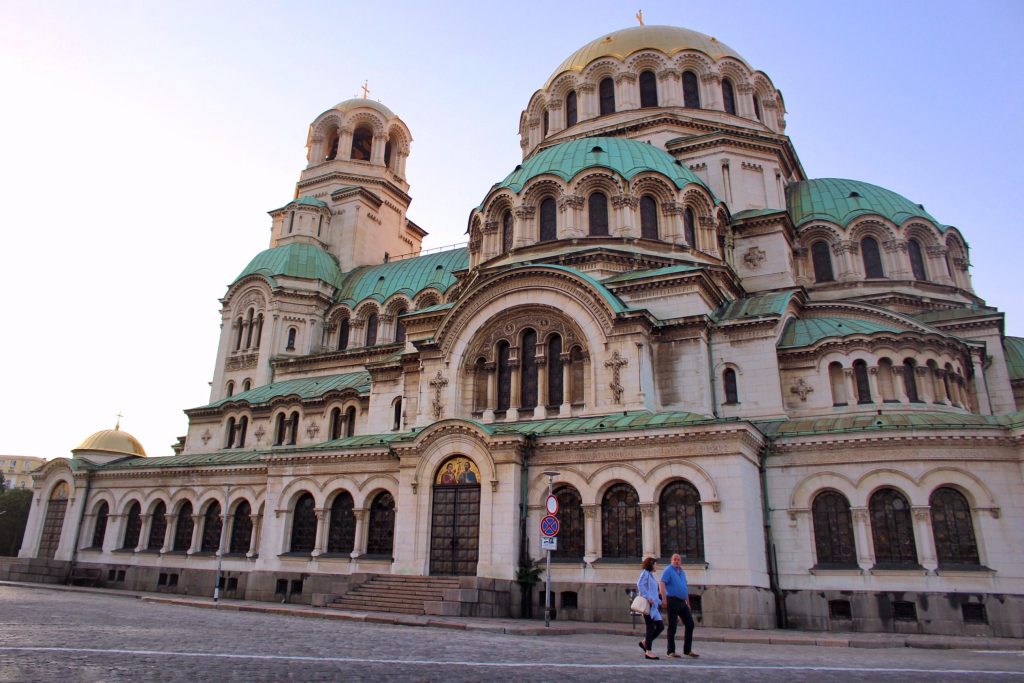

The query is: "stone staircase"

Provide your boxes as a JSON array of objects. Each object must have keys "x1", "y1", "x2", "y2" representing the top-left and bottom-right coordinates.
[{"x1": 329, "y1": 575, "x2": 463, "y2": 615}]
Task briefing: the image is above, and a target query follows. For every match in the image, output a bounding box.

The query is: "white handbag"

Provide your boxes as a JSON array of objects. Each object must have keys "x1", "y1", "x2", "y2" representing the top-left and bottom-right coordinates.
[{"x1": 630, "y1": 594, "x2": 650, "y2": 615}]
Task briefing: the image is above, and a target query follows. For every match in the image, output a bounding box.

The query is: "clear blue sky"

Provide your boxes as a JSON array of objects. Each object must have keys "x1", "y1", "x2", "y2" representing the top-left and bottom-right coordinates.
[{"x1": 1, "y1": 0, "x2": 1021, "y2": 458}]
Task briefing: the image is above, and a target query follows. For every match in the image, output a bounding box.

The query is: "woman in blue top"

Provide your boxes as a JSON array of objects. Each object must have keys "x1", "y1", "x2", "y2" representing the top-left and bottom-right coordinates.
[{"x1": 636, "y1": 556, "x2": 664, "y2": 660}]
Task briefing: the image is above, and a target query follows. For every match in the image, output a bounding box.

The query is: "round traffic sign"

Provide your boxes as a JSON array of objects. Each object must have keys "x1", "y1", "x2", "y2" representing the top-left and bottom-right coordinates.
[
  {"x1": 541, "y1": 515, "x2": 560, "y2": 537},
  {"x1": 545, "y1": 494, "x2": 559, "y2": 515}
]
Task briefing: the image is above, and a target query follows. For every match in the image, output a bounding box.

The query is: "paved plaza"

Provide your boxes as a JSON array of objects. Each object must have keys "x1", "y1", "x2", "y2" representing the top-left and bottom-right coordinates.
[{"x1": 0, "y1": 585, "x2": 1022, "y2": 682}]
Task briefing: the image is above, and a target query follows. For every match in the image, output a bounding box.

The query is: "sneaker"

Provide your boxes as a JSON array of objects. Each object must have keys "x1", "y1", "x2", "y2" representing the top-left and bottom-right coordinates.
[{"x1": 684, "y1": 652, "x2": 700, "y2": 658}]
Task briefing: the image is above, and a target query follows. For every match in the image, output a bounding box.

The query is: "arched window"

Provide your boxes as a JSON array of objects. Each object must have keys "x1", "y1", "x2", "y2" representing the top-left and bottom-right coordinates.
[
  {"x1": 365, "y1": 313, "x2": 378, "y2": 346},
  {"x1": 723, "y1": 367, "x2": 739, "y2": 404},
  {"x1": 337, "y1": 318, "x2": 350, "y2": 350},
  {"x1": 147, "y1": 501, "x2": 167, "y2": 551},
  {"x1": 552, "y1": 486, "x2": 584, "y2": 559},
  {"x1": 753, "y1": 94, "x2": 762, "y2": 121},
  {"x1": 520, "y1": 328, "x2": 538, "y2": 411},
  {"x1": 497, "y1": 341, "x2": 512, "y2": 412},
  {"x1": 394, "y1": 309, "x2": 407, "y2": 343},
  {"x1": 853, "y1": 359, "x2": 872, "y2": 404},
  {"x1": 682, "y1": 71, "x2": 700, "y2": 108},
  {"x1": 229, "y1": 500, "x2": 252, "y2": 554},
  {"x1": 640, "y1": 195, "x2": 659, "y2": 239},
  {"x1": 539, "y1": 197, "x2": 557, "y2": 242},
  {"x1": 242, "y1": 379, "x2": 251, "y2": 392},
  {"x1": 812, "y1": 491, "x2": 856, "y2": 567},
  {"x1": 324, "y1": 129, "x2": 339, "y2": 161},
  {"x1": 722, "y1": 78, "x2": 736, "y2": 115},
  {"x1": 345, "y1": 406, "x2": 356, "y2": 437},
  {"x1": 930, "y1": 487, "x2": 980, "y2": 566},
  {"x1": 244, "y1": 308, "x2": 255, "y2": 348},
  {"x1": 350, "y1": 125, "x2": 372, "y2": 161},
  {"x1": 547, "y1": 334, "x2": 564, "y2": 407},
  {"x1": 473, "y1": 358, "x2": 488, "y2": 412},
  {"x1": 122, "y1": 501, "x2": 142, "y2": 550},
  {"x1": 366, "y1": 491, "x2": 395, "y2": 556},
  {"x1": 877, "y1": 358, "x2": 895, "y2": 401},
  {"x1": 861, "y1": 236, "x2": 884, "y2": 278},
  {"x1": 327, "y1": 491, "x2": 356, "y2": 554},
  {"x1": 253, "y1": 313, "x2": 263, "y2": 348},
  {"x1": 290, "y1": 493, "x2": 316, "y2": 553},
  {"x1": 659, "y1": 480, "x2": 704, "y2": 561},
  {"x1": 639, "y1": 70, "x2": 658, "y2": 108},
  {"x1": 601, "y1": 484, "x2": 641, "y2": 558},
  {"x1": 588, "y1": 192, "x2": 609, "y2": 236},
  {"x1": 869, "y1": 488, "x2": 918, "y2": 567},
  {"x1": 91, "y1": 501, "x2": 109, "y2": 548},
  {"x1": 829, "y1": 362, "x2": 847, "y2": 405},
  {"x1": 811, "y1": 241, "x2": 834, "y2": 282},
  {"x1": 683, "y1": 208, "x2": 696, "y2": 247},
  {"x1": 565, "y1": 90, "x2": 577, "y2": 127},
  {"x1": 569, "y1": 346, "x2": 585, "y2": 404},
  {"x1": 598, "y1": 77, "x2": 615, "y2": 115},
  {"x1": 173, "y1": 501, "x2": 194, "y2": 552},
  {"x1": 908, "y1": 239, "x2": 927, "y2": 281},
  {"x1": 225, "y1": 418, "x2": 236, "y2": 449},
  {"x1": 903, "y1": 359, "x2": 921, "y2": 402},
  {"x1": 274, "y1": 413, "x2": 286, "y2": 446},
  {"x1": 225, "y1": 381, "x2": 234, "y2": 398},
  {"x1": 383, "y1": 139, "x2": 392, "y2": 168},
  {"x1": 234, "y1": 316, "x2": 244, "y2": 351},
  {"x1": 236, "y1": 416, "x2": 248, "y2": 448},
  {"x1": 330, "y1": 407, "x2": 343, "y2": 440},
  {"x1": 502, "y1": 210, "x2": 514, "y2": 253},
  {"x1": 285, "y1": 327, "x2": 296, "y2": 351},
  {"x1": 392, "y1": 398, "x2": 402, "y2": 431},
  {"x1": 288, "y1": 411, "x2": 299, "y2": 446},
  {"x1": 200, "y1": 502, "x2": 222, "y2": 553}
]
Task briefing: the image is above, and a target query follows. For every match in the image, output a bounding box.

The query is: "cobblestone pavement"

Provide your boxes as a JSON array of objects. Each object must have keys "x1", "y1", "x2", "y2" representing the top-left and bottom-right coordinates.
[{"x1": 1, "y1": 586, "x2": 1022, "y2": 682}]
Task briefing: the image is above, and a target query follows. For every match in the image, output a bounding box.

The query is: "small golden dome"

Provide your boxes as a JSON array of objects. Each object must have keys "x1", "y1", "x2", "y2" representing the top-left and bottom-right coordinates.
[
  {"x1": 74, "y1": 426, "x2": 147, "y2": 457},
  {"x1": 546, "y1": 25, "x2": 744, "y2": 88}
]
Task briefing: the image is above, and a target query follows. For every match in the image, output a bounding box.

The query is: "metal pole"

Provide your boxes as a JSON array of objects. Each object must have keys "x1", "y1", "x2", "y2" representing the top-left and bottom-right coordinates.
[
  {"x1": 213, "y1": 483, "x2": 231, "y2": 603},
  {"x1": 544, "y1": 474, "x2": 553, "y2": 628}
]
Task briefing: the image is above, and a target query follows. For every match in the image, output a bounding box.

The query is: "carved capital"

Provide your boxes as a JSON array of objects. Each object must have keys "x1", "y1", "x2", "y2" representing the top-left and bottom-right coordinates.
[
  {"x1": 558, "y1": 194, "x2": 585, "y2": 211},
  {"x1": 483, "y1": 219, "x2": 499, "y2": 234},
  {"x1": 612, "y1": 193, "x2": 639, "y2": 209}
]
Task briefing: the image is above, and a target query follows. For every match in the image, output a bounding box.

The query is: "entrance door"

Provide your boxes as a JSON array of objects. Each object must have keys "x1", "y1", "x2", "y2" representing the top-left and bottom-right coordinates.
[
  {"x1": 430, "y1": 485, "x2": 480, "y2": 575},
  {"x1": 430, "y1": 456, "x2": 481, "y2": 576}
]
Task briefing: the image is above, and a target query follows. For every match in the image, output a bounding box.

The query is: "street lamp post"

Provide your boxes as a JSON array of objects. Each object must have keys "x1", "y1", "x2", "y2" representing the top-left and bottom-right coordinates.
[
  {"x1": 213, "y1": 483, "x2": 231, "y2": 603},
  {"x1": 542, "y1": 470, "x2": 559, "y2": 628}
]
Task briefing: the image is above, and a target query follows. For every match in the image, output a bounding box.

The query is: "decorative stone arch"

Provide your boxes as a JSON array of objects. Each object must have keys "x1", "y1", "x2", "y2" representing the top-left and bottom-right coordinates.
[
  {"x1": 849, "y1": 218, "x2": 896, "y2": 243},
  {"x1": 353, "y1": 300, "x2": 382, "y2": 321},
  {"x1": 310, "y1": 112, "x2": 344, "y2": 141},
  {"x1": 321, "y1": 479, "x2": 358, "y2": 507},
  {"x1": 580, "y1": 58, "x2": 623, "y2": 86},
  {"x1": 484, "y1": 191, "x2": 516, "y2": 224},
  {"x1": 167, "y1": 489, "x2": 199, "y2": 514},
  {"x1": 648, "y1": 461, "x2": 720, "y2": 509},
  {"x1": 631, "y1": 175, "x2": 677, "y2": 206},
  {"x1": 196, "y1": 490, "x2": 228, "y2": 516},
  {"x1": 917, "y1": 467, "x2": 998, "y2": 511},
  {"x1": 589, "y1": 464, "x2": 648, "y2": 502},
  {"x1": 279, "y1": 478, "x2": 326, "y2": 509},
  {"x1": 548, "y1": 73, "x2": 580, "y2": 102},
  {"x1": 717, "y1": 60, "x2": 751, "y2": 88},
  {"x1": 750, "y1": 72, "x2": 776, "y2": 101},
  {"x1": 626, "y1": 50, "x2": 671, "y2": 77},
  {"x1": 115, "y1": 490, "x2": 147, "y2": 514},
  {"x1": 571, "y1": 169, "x2": 624, "y2": 198},
  {"x1": 141, "y1": 492, "x2": 171, "y2": 516},
  {"x1": 902, "y1": 221, "x2": 941, "y2": 247},
  {"x1": 345, "y1": 111, "x2": 387, "y2": 137},
  {"x1": 409, "y1": 422, "x2": 498, "y2": 486},
  {"x1": 89, "y1": 491, "x2": 116, "y2": 515},
  {"x1": 226, "y1": 487, "x2": 261, "y2": 515},
  {"x1": 856, "y1": 468, "x2": 921, "y2": 507},
  {"x1": 383, "y1": 294, "x2": 412, "y2": 316},
  {"x1": 385, "y1": 122, "x2": 410, "y2": 149},
  {"x1": 355, "y1": 481, "x2": 400, "y2": 513},
  {"x1": 674, "y1": 52, "x2": 713, "y2": 78},
  {"x1": 789, "y1": 471, "x2": 859, "y2": 510},
  {"x1": 529, "y1": 466, "x2": 593, "y2": 505},
  {"x1": 414, "y1": 289, "x2": 443, "y2": 310},
  {"x1": 799, "y1": 223, "x2": 843, "y2": 246},
  {"x1": 229, "y1": 285, "x2": 269, "y2": 319}
]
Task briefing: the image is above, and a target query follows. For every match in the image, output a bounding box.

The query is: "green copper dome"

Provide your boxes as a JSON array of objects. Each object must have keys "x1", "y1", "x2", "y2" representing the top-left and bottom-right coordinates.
[
  {"x1": 497, "y1": 137, "x2": 710, "y2": 194},
  {"x1": 234, "y1": 242, "x2": 343, "y2": 287},
  {"x1": 787, "y1": 178, "x2": 944, "y2": 229}
]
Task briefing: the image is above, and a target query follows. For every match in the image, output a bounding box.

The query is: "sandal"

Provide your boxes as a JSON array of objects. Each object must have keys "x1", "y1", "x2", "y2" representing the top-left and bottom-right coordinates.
[{"x1": 644, "y1": 653, "x2": 660, "y2": 660}]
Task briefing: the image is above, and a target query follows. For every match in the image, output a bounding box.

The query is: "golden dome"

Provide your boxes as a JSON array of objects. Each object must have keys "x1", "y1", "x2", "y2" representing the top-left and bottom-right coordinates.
[
  {"x1": 74, "y1": 426, "x2": 147, "y2": 457},
  {"x1": 546, "y1": 25, "x2": 744, "y2": 87}
]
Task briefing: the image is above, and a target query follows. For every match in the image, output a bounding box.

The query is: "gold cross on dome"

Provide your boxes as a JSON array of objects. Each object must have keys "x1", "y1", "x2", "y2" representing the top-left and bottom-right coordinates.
[
  {"x1": 115, "y1": 410, "x2": 124, "y2": 429},
  {"x1": 636, "y1": 9, "x2": 644, "y2": 26},
  {"x1": 361, "y1": 80, "x2": 370, "y2": 99}
]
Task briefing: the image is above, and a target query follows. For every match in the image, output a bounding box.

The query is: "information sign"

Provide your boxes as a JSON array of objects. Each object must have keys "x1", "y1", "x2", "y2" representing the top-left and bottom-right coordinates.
[{"x1": 540, "y1": 536, "x2": 557, "y2": 551}]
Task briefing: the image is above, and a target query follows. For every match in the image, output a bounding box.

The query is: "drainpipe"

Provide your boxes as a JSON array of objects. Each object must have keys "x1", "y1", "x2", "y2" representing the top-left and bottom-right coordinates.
[
  {"x1": 65, "y1": 469, "x2": 93, "y2": 584},
  {"x1": 758, "y1": 436, "x2": 786, "y2": 628},
  {"x1": 518, "y1": 434, "x2": 535, "y2": 617},
  {"x1": 707, "y1": 325, "x2": 719, "y2": 418}
]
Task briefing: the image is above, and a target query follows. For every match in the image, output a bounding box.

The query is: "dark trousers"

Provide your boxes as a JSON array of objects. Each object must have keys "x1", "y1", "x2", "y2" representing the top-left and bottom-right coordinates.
[
  {"x1": 643, "y1": 614, "x2": 664, "y2": 650},
  {"x1": 666, "y1": 596, "x2": 695, "y2": 654}
]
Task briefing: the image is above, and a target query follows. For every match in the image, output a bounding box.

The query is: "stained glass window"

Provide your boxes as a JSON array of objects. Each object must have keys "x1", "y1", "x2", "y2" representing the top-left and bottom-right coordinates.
[
  {"x1": 520, "y1": 328, "x2": 538, "y2": 410},
  {"x1": 229, "y1": 500, "x2": 252, "y2": 554},
  {"x1": 812, "y1": 491, "x2": 856, "y2": 566},
  {"x1": 599, "y1": 77, "x2": 615, "y2": 115},
  {"x1": 640, "y1": 195, "x2": 659, "y2": 239},
  {"x1": 588, "y1": 192, "x2": 609, "y2": 236},
  {"x1": 173, "y1": 502, "x2": 194, "y2": 552},
  {"x1": 682, "y1": 71, "x2": 700, "y2": 108},
  {"x1": 908, "y1": 239, "x2": 927, "y2": 281},
  {"x1": 327, "y1": 492, "x2": 356, "y2": 554},
  {"x1": 870, "y1": 488, "x2": 918, "y2": 566},
  {"x1": 539, "y1": 198, "x2": 557, "y2": 242},
  {"x1": 659, "y1": 480, "x2": 704, "y2": 561},
  {"x1": 147, "y1": 501, "x2": 166, "y2": 551},
  {"x1": 601, "y1": 484, "x2": 641, "y2": 558},
  {"x1": 547, "y1": 335, "x2": 563, "y2": 407},
  {"x1": 930, "y1": 487, "x2": 980, "y2": 566},
  {"x1": 639, "y1": 70, "x2": 658, "y2": 108},
  {"x1": 553, "y1": 486, "x2": 584, "y2": 560},
  {"x1": 366, "y1": 492, "x2": 395, "y2": 556},
  {"x1": 122, "y1": 502, "x2": 142, "y2": 550},
  {"x1": 722, "y1": 78, "x2": 736, "y2": 115},
  {"x1": 200, "y1": 502, "x2": 222, "y2": 553},
  {"x1": 812, "y1": 241, "x2": 834, "y2": 282},
  {"x1": 91, "y1": 501, "x2": 109, "y2": 549},
  {"x1": 290, "y1": 493, "x2": 316, "y2": 553},
  {"x1": 565, "y1": 91, "x2": 577, "y2": 127}
]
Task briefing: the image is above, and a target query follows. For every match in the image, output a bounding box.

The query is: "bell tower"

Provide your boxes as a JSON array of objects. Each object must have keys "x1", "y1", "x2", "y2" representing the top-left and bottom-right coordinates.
[{"x1": 269, "y1": 98, "x2": 425, "y2": 272}]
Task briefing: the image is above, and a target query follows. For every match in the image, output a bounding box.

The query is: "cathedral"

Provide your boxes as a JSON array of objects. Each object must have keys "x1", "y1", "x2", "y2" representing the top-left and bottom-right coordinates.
[{"x1": 11, "y1": 24, "x2": 1024, "y2": 637}]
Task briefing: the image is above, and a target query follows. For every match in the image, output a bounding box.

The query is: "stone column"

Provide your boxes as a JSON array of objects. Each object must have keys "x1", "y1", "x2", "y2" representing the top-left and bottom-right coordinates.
[
  {"x1": 161, "y1": 513, "x2": 176, "y2": 553},
  {"x1": 136, "y1": 514, "x2": 152, "y2": 552},
  {"x1": 188, "y1": 514, "x2": 203, "y2": 554},
  {"x1": 560, "y1": 352, "x2": 572, "y2": 417},
  {"x1": 547, "y1": 97, "x2": 564, "y2": 133},
  {"x1": 736, "y1": 83, "x2": 755, "y2": 118},
  {"x1": 507, "y1": 357, "x2": 521, "y2": 421},
  {"x1": 917, "y1": 366, "x2": 934, "y2": 403},
  {"x1": 893, "y1": 365, "x2": 911, "y2": 403},
  {"x1": 640, "y1": 503, "x2": 657, "y2": 559},
  {"x1": 312, "y1": 508, "x2": 328, "y2": 557},
  {"x1": 583, "y1": 505, "x2": 599, "y2": 564},
  {"x1": 701, "y1": 73, "x2": 722, "y2": 110},
  {"x1": 338, "y1": 128, "x2": 353, "y2": 159},
  {"x1": 850, "y1": 507, "x2": 873, "y2": 569},
  {"x1": 927, "y1": 245, "x2": 954, "y2": 286},
  {"x1": 218, "y1": 512, "x2": 229, "y2": 555},
  {"x1": 614, "y1": 72, "x2": 637, "y2": 110},
  {"x1": 971, "y1": 347, "x2": 992, "y2": 414},
  {"x1": 535, "y1": 355, "x2": 548, "y2": 420},
  {"x1": 933, "y1": 369, "x2": 949, "y2": 404},
  {"x1": 844, "y1": 368, "x2": 859, "y2": 405},
  {"x1": 658, "y1": 68, "x2": 681, "y2": 106},
  {"x1": 351, "y1": 509, "x2": 367, "y2": 559},
  {"x1": 483, "y1": 362, "x2": 496, "y2": 423},
  {"x1": 834, "y1": 240, "x2": 858, "y2": 281},
  {"x1": 370, "y1": 134, "x2": 386, "y2": 166},
  {"x1": 867, "y1": 366, "x2": 882, "y2": 404},
  {"x1": 102, "y1": 514, "x2": 124, "y2": 553},
  {"x1": 577, "y1": 83, "x2": 596, "y2": 120},
  {"x1": 912, "y1": 506, "x2": 937, "y2": 570},
  {"x1": 247, "y1": 514, "x2": 261, "y2": 557}
]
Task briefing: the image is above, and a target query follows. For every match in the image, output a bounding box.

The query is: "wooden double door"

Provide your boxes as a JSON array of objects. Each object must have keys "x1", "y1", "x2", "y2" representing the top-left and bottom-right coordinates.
[{"x1": 429, "y1": 484, "x2": 480, "y2": 576}]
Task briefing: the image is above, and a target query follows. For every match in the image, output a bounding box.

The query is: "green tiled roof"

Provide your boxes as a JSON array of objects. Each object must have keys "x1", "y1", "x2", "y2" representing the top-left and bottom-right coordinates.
[
  {"x1": 104, "y1": 450, "x2": 268, "y2": 470},
  {"x1": 1004, "y1": 337, "x2": 1024, "y2": 381},
  {"x1": 492, "y1": 410, "x2": 716, "y2": 436},
  {"x1": 787, "y1": 178, "x2": 945, "y2": 229},
  {"x1": 732, "y1": 208, "x2": 783, "y2": 221},
  {"x1": 234, "y1": 242, "x2": 343, "y2": 288},
  {"x1": 715, "y1": 290, "x2": 797, "y2": 322},
  {"x1": 293, "y1": 196, "x2": 328, "y2": 208},
  {"x1": 778, "y1": 317, "x2": 904, "y2": 348},
  {"x1": 335, "y1": 248, "x2": 468, "y2": 305},
  {"x1": 913, "y1": 307, "x2": 999, "y2": 325},
  {"x1": 603, "y1": 264, "x2": 700, "y2": 284},
  {"x1": 758, "y1": 411, "x2": 1003, "y2": 437},
  {"x1": 497, "y1": 137, "x2": 711, "y2": 194},
  {"x1": 200, "y1": 371, "x2": 370, "y2": 410}
]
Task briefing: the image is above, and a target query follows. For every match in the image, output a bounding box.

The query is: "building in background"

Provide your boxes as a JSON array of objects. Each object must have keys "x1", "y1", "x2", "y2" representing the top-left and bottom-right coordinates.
[
  {"x1": 0, "y1": 456, "x2": 45, "y2": 491},
  {"x1": 8, "y1": 24, "x2": 1023, "y2": 637}
]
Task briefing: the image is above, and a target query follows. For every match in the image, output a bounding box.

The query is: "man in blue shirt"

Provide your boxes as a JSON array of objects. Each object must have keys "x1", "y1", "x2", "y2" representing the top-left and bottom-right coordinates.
[{"x1": 659, "y1": 553, "x2": 698, "y2": 658}]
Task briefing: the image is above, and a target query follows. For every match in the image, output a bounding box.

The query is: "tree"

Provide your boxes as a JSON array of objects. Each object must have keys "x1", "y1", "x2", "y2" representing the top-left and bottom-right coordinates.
[{"x1": 0, "y1": 488, "x2": 32, "y2": 556}]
